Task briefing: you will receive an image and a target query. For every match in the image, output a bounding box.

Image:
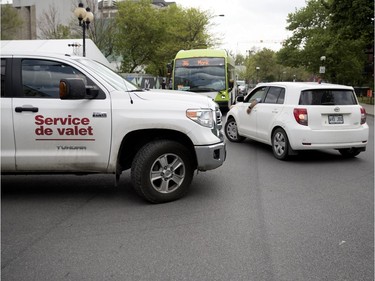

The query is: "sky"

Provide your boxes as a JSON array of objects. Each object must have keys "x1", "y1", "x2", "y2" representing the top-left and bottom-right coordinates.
[
  {"x1": 1, "y1": 0, "x2": 307, "y2": 55},
  {"x1": 175, "y1": 0, "x2": 307, "y2": 56}
]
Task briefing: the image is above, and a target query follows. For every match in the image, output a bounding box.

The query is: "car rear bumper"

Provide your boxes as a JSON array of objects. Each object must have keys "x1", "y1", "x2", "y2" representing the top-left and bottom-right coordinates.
[{"x1": 288, "y1": 126, "x2": 369, "y2": 150}]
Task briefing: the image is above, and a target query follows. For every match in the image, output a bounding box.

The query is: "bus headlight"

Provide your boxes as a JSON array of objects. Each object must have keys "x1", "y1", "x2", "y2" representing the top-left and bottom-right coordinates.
[{"x1": 186, "y1": 109, "x2": 214, "y2": 128}]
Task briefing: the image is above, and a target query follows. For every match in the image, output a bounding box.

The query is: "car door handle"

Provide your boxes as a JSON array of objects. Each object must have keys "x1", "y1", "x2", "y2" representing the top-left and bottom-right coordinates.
[
  {"x1": 272, "y1": 110, "x2": 279, "y2": 113},
  {"x1": 15, "y1": 106, "x2": 39, "y2": 113}
]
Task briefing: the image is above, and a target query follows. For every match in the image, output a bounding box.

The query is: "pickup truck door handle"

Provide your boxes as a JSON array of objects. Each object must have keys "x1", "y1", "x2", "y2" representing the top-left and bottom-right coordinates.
[{"x1": 15, "y1": 106, "x2": 39, "y2": 113}]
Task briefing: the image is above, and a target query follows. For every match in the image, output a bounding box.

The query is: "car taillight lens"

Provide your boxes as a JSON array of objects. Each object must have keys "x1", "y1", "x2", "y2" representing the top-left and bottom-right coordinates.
[
  {"x1": 360, "y1": 107, "x2": 366, "y2": 125},
  {"x1": 293, "y1": 108, "x2": 308, "y2": 126}
]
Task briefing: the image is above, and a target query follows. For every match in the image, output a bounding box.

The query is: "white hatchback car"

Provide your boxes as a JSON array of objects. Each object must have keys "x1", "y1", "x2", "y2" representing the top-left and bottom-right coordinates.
[{"x1": 225, "y1": 82, "x2": 369, "y2": 160}]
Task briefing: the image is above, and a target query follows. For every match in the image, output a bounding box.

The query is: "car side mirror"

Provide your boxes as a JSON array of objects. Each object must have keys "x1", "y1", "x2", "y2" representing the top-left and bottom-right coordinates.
[{"x1": 236, "y1": 96, "x2": 244, "y2": 103}]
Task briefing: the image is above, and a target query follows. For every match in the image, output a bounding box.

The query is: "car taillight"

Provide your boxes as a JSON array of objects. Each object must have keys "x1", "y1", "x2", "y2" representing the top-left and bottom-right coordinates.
[
  {"x1": 360, "y1": 107, "x2": 366, "y2": 125},
  {"x1": 293, "y1": 108, "x2": 308, "y2": 126}
]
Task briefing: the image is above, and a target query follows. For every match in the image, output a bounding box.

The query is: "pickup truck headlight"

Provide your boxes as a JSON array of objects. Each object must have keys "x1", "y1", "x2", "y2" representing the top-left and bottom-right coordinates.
[{"x1": 186, "y1": 109, "x2": 214, "y2": 128}]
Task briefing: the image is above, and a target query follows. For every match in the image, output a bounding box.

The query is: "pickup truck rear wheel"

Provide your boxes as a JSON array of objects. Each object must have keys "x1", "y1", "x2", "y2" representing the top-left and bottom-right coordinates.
[{"x1": 131, "y1": 140, "x2": 194, "y2": 203}]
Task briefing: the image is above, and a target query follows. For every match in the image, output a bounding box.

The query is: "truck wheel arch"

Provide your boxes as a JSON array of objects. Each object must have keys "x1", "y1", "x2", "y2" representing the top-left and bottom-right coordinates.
[{"x1": 116, "y1": 129, "x2": 197, "y2": 173}]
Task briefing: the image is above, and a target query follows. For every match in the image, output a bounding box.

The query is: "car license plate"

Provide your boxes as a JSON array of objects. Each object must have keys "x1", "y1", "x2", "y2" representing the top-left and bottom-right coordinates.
[{"x1": 328, "y1": 114, "x2": 344, "y2": 124}]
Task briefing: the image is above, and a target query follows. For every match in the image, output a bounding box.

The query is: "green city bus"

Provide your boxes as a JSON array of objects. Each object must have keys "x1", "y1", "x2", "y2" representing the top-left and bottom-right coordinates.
[{"x1": 171, "y1": 49, "x2": 236, "y2": 110}]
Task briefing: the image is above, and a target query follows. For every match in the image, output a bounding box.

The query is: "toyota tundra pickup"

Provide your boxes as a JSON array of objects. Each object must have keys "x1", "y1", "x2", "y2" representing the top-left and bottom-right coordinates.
[{"x1": 1, "y1": 52, "x2": 226, "y2": 203}]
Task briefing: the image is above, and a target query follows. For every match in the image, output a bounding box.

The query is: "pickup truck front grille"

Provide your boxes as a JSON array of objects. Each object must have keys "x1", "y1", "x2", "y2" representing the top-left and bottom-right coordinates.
[{"x1": 215, "y1": 107, "x2": 222, "y2": 130}]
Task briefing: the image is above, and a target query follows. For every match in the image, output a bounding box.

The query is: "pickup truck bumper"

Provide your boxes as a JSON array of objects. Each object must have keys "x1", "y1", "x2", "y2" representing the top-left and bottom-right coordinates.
[{"x1": 195, "y1": 141, "x2": 226, "y2": 171}]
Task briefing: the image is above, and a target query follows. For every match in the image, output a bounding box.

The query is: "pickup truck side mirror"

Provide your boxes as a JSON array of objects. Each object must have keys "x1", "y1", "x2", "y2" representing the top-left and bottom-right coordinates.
[{"x1": 59, "y1": 78, "x2": 99, "y2": 100}]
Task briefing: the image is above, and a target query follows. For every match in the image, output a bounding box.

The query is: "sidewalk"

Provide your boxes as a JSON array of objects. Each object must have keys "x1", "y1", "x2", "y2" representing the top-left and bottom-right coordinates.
[{"x1": 360, "y1": 103, "x2": 374, "y2": 116}]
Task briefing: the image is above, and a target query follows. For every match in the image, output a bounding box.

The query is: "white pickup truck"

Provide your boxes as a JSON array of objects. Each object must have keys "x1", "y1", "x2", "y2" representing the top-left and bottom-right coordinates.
[{"x1": 1, "y1": 52, "x2": 226, "y2": 203}]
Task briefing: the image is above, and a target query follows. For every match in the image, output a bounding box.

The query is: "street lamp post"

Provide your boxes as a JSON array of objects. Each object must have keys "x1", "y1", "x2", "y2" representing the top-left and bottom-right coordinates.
[
  {"x1": 256, "y1": 66, "x2": 260, "y2": 83},
  {"x1": 319, "y1": 55, "x2": 326, "y2": 83},
  {"x1": 74, "y1": 3, "x2": 94, "y2": 57}
]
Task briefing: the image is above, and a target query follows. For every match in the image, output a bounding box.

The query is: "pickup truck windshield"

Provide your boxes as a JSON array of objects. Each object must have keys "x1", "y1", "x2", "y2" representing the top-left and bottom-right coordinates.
[{"x1": 77, "y1": 58, "x2": 139, "y2": 92}]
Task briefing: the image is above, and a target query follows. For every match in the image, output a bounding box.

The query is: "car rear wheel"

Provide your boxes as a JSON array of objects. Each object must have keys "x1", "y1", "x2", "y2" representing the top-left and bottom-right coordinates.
[
  {"x1": 272, "y1": 128, "x2": 290, "y2": 160},
  {"x1": 338, "y1": 148, "x2": 361, "y2": 158},
  {"x1": 225, "y1": 117, "x2": 245, "y2": 142}
]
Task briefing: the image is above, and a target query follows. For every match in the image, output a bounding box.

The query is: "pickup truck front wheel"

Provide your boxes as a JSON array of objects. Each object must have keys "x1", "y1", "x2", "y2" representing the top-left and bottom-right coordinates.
[{"x1": 131, "y1": 140, "x2": 194, "y2": 203}]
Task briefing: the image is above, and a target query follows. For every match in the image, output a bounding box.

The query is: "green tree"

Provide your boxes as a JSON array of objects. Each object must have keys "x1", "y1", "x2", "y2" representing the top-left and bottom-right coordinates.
[
  {"x1": 330, "y1": 0, "x2": 374, "y2": 85},
  {"x1": 278, "y1": 0, "x2": 374, "y2": 86},
  {"x1": 277, "y1": 0, "x2": 331, "y2": 76},
  {"x1": 235, "y1": 53, "x2": 246, "y2": 66},
  {"x1": 114, "y1": 0, "x2": 214, "y2": 75},
  {"x1": 246, "y1": 49, "x2": 280, "y2": 83},
  {"x1": 244, "y1": 48, "x2": 310, "y2": 84},
  {"x1": 1, "y1": 4, "x2": 23, "y2": 40},
  {"x1": 114, "y1": 0, "x2": 167, "y2": 73},
  {"x1": 147, "y1": 5, "x2": 217, "y2": 76}
]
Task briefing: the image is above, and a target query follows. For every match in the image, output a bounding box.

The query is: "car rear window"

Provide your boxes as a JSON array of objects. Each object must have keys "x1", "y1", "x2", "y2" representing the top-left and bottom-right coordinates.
[{"x1": 299, "y1": 89, "x2": 357, "y2": 105}]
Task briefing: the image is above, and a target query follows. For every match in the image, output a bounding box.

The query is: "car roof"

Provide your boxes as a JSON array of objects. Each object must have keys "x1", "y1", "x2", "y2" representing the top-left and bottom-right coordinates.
[{"x1": 257, "y1": 81, "x2": 354, "y2": 91}]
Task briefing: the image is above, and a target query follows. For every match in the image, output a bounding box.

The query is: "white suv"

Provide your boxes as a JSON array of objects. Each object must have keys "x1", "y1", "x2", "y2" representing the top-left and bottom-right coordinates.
[{"x1": 225, "y1": 82, "x2": 369, "y2": 160}]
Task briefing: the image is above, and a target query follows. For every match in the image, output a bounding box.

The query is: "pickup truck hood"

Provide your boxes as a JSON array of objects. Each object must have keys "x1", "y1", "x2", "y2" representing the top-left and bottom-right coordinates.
[
  {"x1": 197, "y1": 91, "x2": 219, "y2": 100},
  {"x1": 131, "y1": 89, "x2": 216, "y2": 108},
  {"x1": 174, "y1": 89, "x2": 219, "y2": 101}
]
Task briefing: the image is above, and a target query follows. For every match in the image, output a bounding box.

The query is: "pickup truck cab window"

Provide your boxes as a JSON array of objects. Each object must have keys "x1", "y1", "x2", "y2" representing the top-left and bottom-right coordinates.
[
  {"x1": 78, "y1": 58, "x2": 139, "y2": 92},
  {"x1": 21, "y1": 59, "x2": 105, "y2": 99},
  {"x1": 1, "y1": 59, "x2": 5, "y2": 97}
]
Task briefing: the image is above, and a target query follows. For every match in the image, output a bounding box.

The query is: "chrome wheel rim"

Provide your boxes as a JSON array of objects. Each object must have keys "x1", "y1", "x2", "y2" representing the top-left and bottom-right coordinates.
[
  {"x1": 150, "y1": 153, "x2": 185, "y2": 194},
  {"x1": 273, "y1": 132, "x2": 286, "y2": 157},
  {"x1": 226, "y1": 120, "x2": 239, "y2": 141}
]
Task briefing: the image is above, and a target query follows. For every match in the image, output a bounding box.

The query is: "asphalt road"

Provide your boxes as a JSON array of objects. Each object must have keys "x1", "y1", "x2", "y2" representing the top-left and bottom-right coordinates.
[{"x1": 2, "y1": 116, "x2": 374, "y2": 281}]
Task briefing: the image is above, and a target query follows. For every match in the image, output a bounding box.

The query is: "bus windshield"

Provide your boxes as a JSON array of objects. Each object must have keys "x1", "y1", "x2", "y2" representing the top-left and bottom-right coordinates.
[{"x1": 173, "y1": 57, "x2": 226, "y2": 92}]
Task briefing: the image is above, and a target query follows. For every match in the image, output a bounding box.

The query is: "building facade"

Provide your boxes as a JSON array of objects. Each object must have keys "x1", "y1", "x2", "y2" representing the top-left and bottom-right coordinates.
[
  {"x1": 6, "y1": 0, "x2": 176, "y2": 39},
  {"x1": 12, "y1": 0, "x2": 76, "y2": 39}
]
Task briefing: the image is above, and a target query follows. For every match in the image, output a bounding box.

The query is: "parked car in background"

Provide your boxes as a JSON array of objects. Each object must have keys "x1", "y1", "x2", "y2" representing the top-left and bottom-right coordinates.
[
  {"x1": 236, "y1": 80, "x2": 248, "y2": 97},
  {"x1": 225, "y1": 82, "x2": 369, "y2": 160}
]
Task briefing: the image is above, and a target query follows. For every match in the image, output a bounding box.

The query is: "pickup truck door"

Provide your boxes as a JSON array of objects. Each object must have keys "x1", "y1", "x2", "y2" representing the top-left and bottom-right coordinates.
[
  {"x1": 11, "y1": 58, "x2": 112, "y2": 172},
  {"x1": 1, "y1": 58, "x2": 16, "y2": 171}
]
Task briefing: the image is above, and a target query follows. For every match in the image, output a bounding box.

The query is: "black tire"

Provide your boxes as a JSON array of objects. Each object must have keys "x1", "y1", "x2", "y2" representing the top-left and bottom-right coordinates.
[
  {"x1": 224, "y1": 117, "x2": 245, "y2": 142},
  {"x1": 131, "y1": 140, "x2": 194, "y2": 203},
  {"x1": 338, "y1": 148, "x2": 361, "y2": 158},
  {"x1": 272, "y1": 128, "x2": 290, "y2": 160}
]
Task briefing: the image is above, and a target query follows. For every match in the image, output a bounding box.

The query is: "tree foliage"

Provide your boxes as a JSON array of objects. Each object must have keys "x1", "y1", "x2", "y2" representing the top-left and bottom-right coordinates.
[
  {"x1": 114, "y1": 0, "x2": 215, "y2": 75},
  {"x1": 1, "y1": 4, "x2": 23, "y2": 40},
  {"x1": 277, "y1": 0, "x2": 374, "y2": 87},
  {"x1": 245, "y1": 48, "x2": 310, "y2": 84}
]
